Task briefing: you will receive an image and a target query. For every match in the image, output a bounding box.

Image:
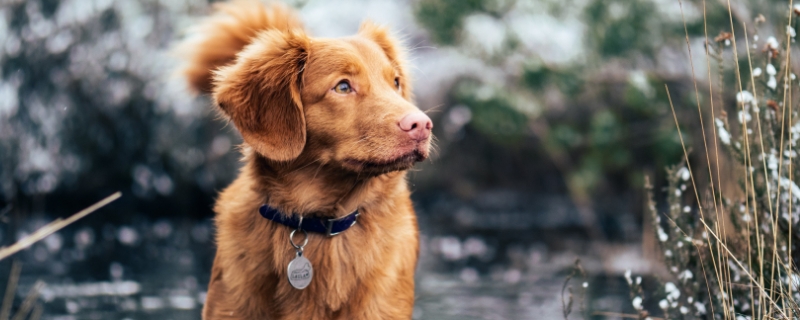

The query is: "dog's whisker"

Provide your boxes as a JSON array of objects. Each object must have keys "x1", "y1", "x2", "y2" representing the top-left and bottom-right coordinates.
[
  {"x1": 289, "y1": 158, "x2": 323, "y2": 176},
  {"x1": 423, "y1": 104, "x2": 445, "y2": 115},
  {"x1": 310, "y1": 160, "x2": 324, "y2": 182},
  {"x1": 408, "y1": 43, "x2": 437, "y2": 52}
]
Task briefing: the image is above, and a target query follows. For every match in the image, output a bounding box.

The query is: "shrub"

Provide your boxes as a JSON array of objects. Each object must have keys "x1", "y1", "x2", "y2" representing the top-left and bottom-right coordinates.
[{"x1": 638, "y1": 3, "x2": 800, "y2": 319}]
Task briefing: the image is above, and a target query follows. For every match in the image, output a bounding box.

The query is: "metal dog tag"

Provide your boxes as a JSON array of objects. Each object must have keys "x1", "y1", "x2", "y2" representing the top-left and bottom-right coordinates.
[{"x1": 287, "y1": 253, "x2": 313, "y2": 289}]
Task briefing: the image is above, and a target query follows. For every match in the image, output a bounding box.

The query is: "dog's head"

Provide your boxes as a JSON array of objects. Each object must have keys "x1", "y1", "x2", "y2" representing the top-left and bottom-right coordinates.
[{"x1": 213, "y1": 22, "x2": 431, "y2": 175}]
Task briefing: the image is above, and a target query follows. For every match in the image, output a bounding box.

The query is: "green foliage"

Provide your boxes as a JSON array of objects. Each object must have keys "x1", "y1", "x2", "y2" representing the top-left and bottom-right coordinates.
[
  {"x1": 679, "y1": 1, "x2": 732, "y2": 37},
  {"x1": 453, "y1": 81, "x2": 529, "y2": 143},
  {"x1": 414, "y1": 0, "x2": 703, "y2": 248},
  {"x1": 414, "y1": 0, "x2": 486, "y2": 45},
  {"x1": 584, "y1": 0, "x2": 659, "y2": 58},
  {"x1": 623, "y1": 84, "x2": 652, "y2": 114},
  {"x1": 551, "y1": 124, "x2": 582, "y2": 149},
  {"x1": 570, "y1": 155, "x2": 602, "y2": 193},
  {"x1": 651, "y1": 125, "x2": 686, "y2": 170},
  {"x1": 588, "y1": 110, "x2": 620, "y2": 148},
  {"x1": 522, "y1": 64, "x2": 584, "y2": 96}
]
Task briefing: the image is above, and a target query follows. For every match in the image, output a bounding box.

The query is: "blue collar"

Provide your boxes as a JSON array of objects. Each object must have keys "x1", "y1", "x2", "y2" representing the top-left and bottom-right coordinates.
[{"x1": 259, "y1": 205, "x2": 359, "y2": 236}]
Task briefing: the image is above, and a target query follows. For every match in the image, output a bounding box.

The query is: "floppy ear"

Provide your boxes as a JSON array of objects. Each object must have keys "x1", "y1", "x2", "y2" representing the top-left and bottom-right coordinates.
[
  {"x1": 213, "y1": 30, "x2": 310, "y2": 162},
  {"x1": 358, "y1": 21, "x2": 413, "y2": 101}
]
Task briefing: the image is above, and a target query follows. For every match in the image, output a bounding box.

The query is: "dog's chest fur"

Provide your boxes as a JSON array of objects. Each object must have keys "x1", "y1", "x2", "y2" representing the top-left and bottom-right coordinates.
[{"x1": 203, "y1": 160, "x2": 419, "y2": 319}]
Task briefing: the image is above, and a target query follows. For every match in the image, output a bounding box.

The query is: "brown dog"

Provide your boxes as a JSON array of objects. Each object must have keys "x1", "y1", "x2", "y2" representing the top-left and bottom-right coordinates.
[{"x1": 178, "y1": 1, "x2": 431, "y2": 319}]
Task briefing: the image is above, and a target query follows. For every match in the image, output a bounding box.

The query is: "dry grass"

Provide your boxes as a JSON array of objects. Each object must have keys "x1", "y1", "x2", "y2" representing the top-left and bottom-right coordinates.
[
  {"x1": 626, "y1": 1, "x2": 800, "y2": 319},
  {"x1": 0, "y1": 261, "x2": 21, "y2": 320},
  {"x1": 0, "y1": 192, "x2": 121, "y2": 319},
  {"x1": 0, "y1": 192, "x2": 121, "y2": 261}
]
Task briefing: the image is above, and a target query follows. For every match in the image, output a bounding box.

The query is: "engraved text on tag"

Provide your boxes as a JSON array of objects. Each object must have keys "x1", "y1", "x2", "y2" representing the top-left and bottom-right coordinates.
[{"x1": 287, "y1": 254, "x2": 313, "y2": 289}]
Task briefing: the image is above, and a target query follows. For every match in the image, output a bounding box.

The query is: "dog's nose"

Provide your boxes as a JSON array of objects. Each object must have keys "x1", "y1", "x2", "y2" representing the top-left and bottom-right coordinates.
[{"x1": 399, "y1": 111, "x2": 432, "y2": 141}]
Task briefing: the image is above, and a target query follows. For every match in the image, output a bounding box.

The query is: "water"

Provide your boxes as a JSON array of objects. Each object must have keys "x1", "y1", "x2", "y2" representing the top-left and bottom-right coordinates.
[{"x1": 1, "y1": 197, "x2": 642, "y2": 319}]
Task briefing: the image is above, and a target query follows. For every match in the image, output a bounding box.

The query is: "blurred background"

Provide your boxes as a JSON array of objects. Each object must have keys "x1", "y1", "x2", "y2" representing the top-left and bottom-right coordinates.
[{"x1": 0, "y1": 0, "x2": 777, "y2": 318}]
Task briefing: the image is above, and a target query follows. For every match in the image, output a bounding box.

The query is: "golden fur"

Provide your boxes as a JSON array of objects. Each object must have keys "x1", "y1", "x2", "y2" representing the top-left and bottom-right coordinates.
[{"x1": 177, "y1": 1, "x2": 430, "y2": 319}]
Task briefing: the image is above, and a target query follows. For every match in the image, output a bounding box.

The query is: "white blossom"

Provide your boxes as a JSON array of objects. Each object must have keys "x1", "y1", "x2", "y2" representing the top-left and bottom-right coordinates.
[
  {"x1": 624, "y1": 269, "x2": 632, "y2": 285},
  {"x1": 768, "y1": 76, "x2": 777, "y2": 89},
  {"x1": 767, "y1": 64, "x2": 777, "y2": 76},
  {"x1": 715, "y1": 118, "x2": 731, "y2": 145},
  {"x1": 665, "y1": 282, "x2": 680, "y2": 301},
  {"x1": 791, "y1": 121, "x2": 800, "y2": 146},
  {"x1": 659, "y1": 299, "x2": 669, "y2": 310},
  {"x1": 767, "y1": 152, "x2": 778, "y2": 171},
  {"x1": 657, "y1": 226, "x2": 668, "y2": 242},
  {"x1": 736, "y1": 90, "x2": 754, "y2": 104},
  {"x1": 694, "y1": 301, "x2": 705, "y2": 314},
  {"x1": 779, "y1": 177, "x2": 800, "y2": 202},
  {"x1": 738, "y1": 110, "x2": 752, "y2": 123},
  {"x1": 789, "y1": 25, "x2": 797, "y2": 38},
  {"x1": 676, "y1": 167, "x2": 691, "y2": 181},
  {"x1": 766, "y1": 64, "x2": 778, "y2": 89},
  {"x1": 767, "y1": 36, "x2": 780, "y2": 50},
  {"x1": 679, "y1": 269, "x2": 693, "y2": 281},
  {"x1": 753, "y1": 67, "x2": 762, "y2": 77},
  {"x1": 632, "y1": 296, "x2": 643, "y2": 310}
]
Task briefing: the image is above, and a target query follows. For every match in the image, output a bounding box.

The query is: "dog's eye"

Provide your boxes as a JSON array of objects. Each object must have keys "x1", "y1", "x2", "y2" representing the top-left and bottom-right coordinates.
[
  {"x1": 333, "y1": 81, "x2": 352, "y2": 94},
  {"x1": 394, "y1": 77, "x2": 400, "y2": 89}
]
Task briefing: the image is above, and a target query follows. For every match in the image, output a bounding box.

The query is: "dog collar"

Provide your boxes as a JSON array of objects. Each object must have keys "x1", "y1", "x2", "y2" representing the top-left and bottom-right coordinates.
[{"x1": 259, "y1": 205, "x2": 359, "y2": 236}]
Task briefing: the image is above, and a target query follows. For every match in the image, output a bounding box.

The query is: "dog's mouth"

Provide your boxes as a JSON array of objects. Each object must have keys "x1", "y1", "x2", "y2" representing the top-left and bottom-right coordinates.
[{"x1": 343, "y1": 149, "x2": 426, "y2": 174}]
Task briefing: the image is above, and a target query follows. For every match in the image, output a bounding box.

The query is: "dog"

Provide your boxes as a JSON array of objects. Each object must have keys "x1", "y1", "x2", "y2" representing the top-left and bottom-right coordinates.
[{"x1": 177, "y1": 1, "x2": 432, "y2": 319}]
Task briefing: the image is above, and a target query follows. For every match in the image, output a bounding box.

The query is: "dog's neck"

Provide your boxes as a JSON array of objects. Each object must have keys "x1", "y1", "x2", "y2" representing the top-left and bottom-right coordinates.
[{"x1": 247, "y1": 152, "x2": 403, "y2": 219}]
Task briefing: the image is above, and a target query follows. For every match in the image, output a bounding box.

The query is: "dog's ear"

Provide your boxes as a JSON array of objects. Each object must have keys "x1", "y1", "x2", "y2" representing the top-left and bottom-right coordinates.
[
  {"x1": 213, "y1": 30, "x2": 310, "y2": 162},
  {"x1": 358, "y1": 21, "x2": 413, "y2": 100}
]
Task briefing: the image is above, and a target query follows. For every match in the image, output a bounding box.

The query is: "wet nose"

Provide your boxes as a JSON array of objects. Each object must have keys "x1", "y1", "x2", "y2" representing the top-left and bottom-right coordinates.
[{"x1": 398, "y1": 111, "x2": 433, "y2": 141}]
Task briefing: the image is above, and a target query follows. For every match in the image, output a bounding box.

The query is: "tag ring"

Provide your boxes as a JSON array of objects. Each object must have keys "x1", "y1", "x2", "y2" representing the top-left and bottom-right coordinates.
[{"x1": 289, "y1": 229, "x2": 308, "y2": 250}]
